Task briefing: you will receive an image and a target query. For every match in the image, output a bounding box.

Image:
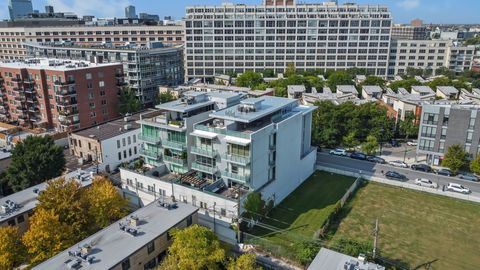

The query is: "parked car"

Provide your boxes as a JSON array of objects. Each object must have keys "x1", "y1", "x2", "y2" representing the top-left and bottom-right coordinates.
[
  {"x1": 367, "y1": 156, "x2": 386, "y2": 164},
  {"x1": 388, "y1": 160, "x2": 408, "y2": 168},
  {"x1": 329, "y1": 148, "x2": 347, "y2": 156},
  {"x1": 436, "y1": 168, "x2": 454, "y2": 177},
  {"x1": 414, "y1": 178, "x2": 438, "y2": 189},
  {"x1": 390, "y1": 139, "x2": 400, "y2": 147},
  {"x1": 458, "y1": 173, "x2": 479, "y2": 182},
  {"x1": 411, "y1": 164, "x2": 433, "y2": 172},
  {"x1": 385, "y1": 171, "x2": 407, "y2": 181},
  {"x1": 407, "y1": 140, "x2": 418, "y2": 146},
  {"x1": 350, "y1": 152, "x2": 367, "y2": 160},
  {"x1": 446, "y1": 183, "x2": 471, "y2": 194}
]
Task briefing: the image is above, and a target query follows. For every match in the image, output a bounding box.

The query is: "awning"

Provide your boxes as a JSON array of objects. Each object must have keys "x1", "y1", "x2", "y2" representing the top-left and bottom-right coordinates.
[
  {"x1": 224, "y1": 136, "x2": 251, "y2": 146},
  {"x1": 190, "y1": 130, "x2": 217, "y2": 139}
]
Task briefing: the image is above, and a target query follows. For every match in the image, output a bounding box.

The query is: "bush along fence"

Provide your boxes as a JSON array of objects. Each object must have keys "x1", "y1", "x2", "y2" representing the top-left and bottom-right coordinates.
[{"x1": 315, "y1": 176, "x2": 364, "y2": 239}]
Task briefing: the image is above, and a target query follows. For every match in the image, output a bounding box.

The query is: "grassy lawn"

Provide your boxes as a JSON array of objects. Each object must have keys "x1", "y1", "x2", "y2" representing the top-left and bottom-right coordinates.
[
  {"x1": 249, "y1": 171, "x2": 356, "y2": 255},
  {"x1": 328, "y1": 182, "x2": 480, "y2": 270}
]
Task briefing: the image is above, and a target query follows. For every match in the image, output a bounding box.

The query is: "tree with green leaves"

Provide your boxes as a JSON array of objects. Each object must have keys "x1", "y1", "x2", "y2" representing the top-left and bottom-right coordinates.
[
  {"x1": 435, "y1": 67, "x2": 456, "y2": 79},
  {"x1": 0, "y1": 226, "x2": 25, "y2": 270},
  {"x1": 464, "y1": 36, "x2": 480, "y2": 45},
  {"x1": 262, "y1": 69, "x2": 275, "y2": 78},
  {"x1": 284, "y1": 63, "x2": 297, "y2": 78},
  {"x1": 243, "y1": 191, "x2": 266, "y2": 220},
  {"x1": 236, "y1": 71, "x2": 264, "y2": 88},
  {"x1": 119, "y1": 86, "x2": 141, "y2": 115},
  {"x1": 157, "y1": 90, "x2": 176, "y2": 104},
  {"x1": 295, "y1": 241, "x2": 321, "y2": 265},
  {"x1": 342, "y1": 131, "x2": 359, "y2": 150},
  {"x1": 406, "y1": 67, "x2": 425, "y2": 78},
  {"x1": 6, "y1": 135, "x2": 65, "y2": 192},
  {"x1": 399, "y1": 112, "x2": 419, "y2": 140},
  {"x1": 362, "y1": 135, "x2": 379, "y2": 156},
  {"x1": 388, "y1": 78, "x2": 420, "y2": 92},
  {"x1": 470, "y1": 155, "x2": 480, "y2": 175},
  {"x1": 227, "y1": 254, "x2": 262, "y2": 270},
  {"x1": 442, "y1": 144, "x2": 468, "y2": 174},
  {"x1": 327, "y1": 71, "x2": 354, "y2": 92},
  {"x1": 359, "y1": 76, "x2": 386, "y2": 88},
  {"x1": 159, "y1": 225, "x2": 225, "y2": 270}
]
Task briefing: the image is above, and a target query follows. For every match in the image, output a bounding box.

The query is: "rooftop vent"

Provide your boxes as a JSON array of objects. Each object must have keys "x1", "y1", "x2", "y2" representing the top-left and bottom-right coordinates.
[
  {"x1": 66, "y1": 244, "x2": 95, "y2": 267},
  {"x1": 124, "y1": 124, "x2": 132, "y2": 130},
  {"x1": 119, "y1": 216, "x2": 140, "y2": 237},
  {"x1": 0, "y1": 200, "x2": 19, "y2": 215}
]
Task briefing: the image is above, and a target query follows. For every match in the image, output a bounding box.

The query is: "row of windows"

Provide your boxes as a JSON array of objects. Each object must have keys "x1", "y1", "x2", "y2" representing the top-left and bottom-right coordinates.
[
  {"x1": 32, "y1": 30, "x2": 182, "y2": 36},
  {"x1": 187, "y1": 19, "x2": 391, "y2": 29}
]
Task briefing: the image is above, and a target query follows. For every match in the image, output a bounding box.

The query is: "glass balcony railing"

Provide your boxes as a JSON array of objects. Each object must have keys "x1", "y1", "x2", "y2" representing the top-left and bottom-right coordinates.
[
  {"x1": 192, "y1": 162, "x2": 218, "y2": 174},
  {"x1": 191, "y1": 146, "x2": 217, "y2": 158},
  {"x1": 140, "y1": 148, "x2": 161, "y2": 160},
  {"x1": 195, "y1": 125, "x2": 250, "y2": 139},
  {"x1": 163, "y1": 140, "x2": 186, "y2": 151},
  {"x1": 138, "y1": 134, "x2": 161, "y2": 145},
  {"x1": 223, "y1": 154, "x2": 250, "y2": 165},
  {"x1": 164, "y1": 156, "x2": 187, "y2": 166},
  {"x1": 222, "y1": 171, "x2": 250, "y2": 184}
]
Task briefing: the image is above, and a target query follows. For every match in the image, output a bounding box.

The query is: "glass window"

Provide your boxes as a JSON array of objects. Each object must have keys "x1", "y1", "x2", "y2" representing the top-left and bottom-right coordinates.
[
  {"x1": 121, "y1": 258, "x2": 130, "y2": 270},
  {"x1": 147, "y1": 241, "x2": 155, "y2": 254}
]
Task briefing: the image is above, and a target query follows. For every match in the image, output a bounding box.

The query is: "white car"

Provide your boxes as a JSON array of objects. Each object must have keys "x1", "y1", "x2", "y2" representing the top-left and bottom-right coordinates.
[
  {"x1": 446, "y1": 183, "x2": 471, "y2": 194},
  {"x1": 414, "y1": 178, "x2": 438, "y2": 189},
  {"x1": 329, "y1": 148, "x2": 347, "y2": 156},
  {"x1": 388, "y1": 160, "x2": 408, "y2": 168},
  {"x1": 407, "y1": 141, "x2": 418, "y2": 146}
]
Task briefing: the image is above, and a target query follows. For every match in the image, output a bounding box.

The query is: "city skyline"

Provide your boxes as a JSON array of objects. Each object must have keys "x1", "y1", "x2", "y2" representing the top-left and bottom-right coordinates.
[{"x1": 0, "y1": 0, "x2": 478, "y2": 24}]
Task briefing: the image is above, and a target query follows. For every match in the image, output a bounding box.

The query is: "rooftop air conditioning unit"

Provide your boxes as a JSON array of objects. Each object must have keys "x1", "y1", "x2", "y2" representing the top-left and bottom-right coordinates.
[{"x1": 124, "y1": 124, "x2": 132, "y2": 130}]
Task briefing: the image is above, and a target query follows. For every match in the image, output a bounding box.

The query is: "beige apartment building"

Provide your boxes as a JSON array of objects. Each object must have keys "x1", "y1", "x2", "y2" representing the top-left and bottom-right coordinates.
[{"x1": 0, "y1": 23, "x2": 185, "y2": 60}]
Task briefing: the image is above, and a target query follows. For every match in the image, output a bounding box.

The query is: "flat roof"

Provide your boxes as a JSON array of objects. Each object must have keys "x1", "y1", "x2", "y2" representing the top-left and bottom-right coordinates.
[
  {"x1": 72, "y1": 113, "x2": 142, "y2": 141},
  {"x1": 362, "y1": 85, "x2": 383, "y2": 94},
  {"x1": 156, "y1": 91, "x2": 242, "y2": 113},
  {"x1": 0, "y1": 169, "x2": 94, "y2": 223},
  {"x1": 308, "y1": 248, "x2": 385, "y2": 270},
  {"x1": 33, "y1": 201, "x2": 198, "y2": 270},
  {"x1": 336, "y1": 85, "x2": 358, "y2": 94},
  {"x1": 24, "y1": 42, "x2": 182, "y2": 53},
  {"x1": 437, "y1": 86, "x2": 459, "y2": 95},
  {"x1": 287, "y1": 85, "x2": 306, "y2": 93},
  {"x1": 412, "y1": 86, "x2": 434, "y2": 94},
  {"x1": 0, "y1": 58, "x2": 121, "y2": 71},
  {"x1": 210, "y1": 96, "x2": 297, "y2": 123}
]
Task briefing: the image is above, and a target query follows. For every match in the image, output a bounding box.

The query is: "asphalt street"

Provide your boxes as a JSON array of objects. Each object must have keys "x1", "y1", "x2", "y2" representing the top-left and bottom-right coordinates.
[{"x1": 316, "y1": 152, "x2": 480, "y2": 196}]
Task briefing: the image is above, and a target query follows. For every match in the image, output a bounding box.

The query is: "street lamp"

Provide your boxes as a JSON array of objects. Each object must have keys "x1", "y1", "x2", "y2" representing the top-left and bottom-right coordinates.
[{"x1": 379, "y1": 127, "x2": 385, "y2": 156}]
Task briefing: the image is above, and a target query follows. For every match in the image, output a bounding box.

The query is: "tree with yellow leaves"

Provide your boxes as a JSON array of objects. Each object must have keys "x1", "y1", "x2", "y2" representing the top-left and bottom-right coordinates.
[
  {"x1": 85, "y1": 176, "x2": 129, "y2": 228},
  {"x1": 159, "y1": 224, "x2": 225, "y2": 270},
  {"x1": 0, "y1": 226, "x2": 25, "y2": 270},
  {"x1": 227, "y1": 254, "x2": 263, "y2": 270},
  {"x1": 22, "y1": 208, "x2": 76, "y2": 265},
  {"x1": 36, "y1": 177, "x2": 91, "y2": 239}
]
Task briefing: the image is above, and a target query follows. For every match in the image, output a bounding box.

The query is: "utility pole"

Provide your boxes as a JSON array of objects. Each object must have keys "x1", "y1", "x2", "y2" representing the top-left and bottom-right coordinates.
[
  {"x1": 235, "y1": 185, "x2": 242, "y2": 243},
  {"x1": 373, "y1": 218, "x2": 379, "y2": 259},
  {"x1": 213, "y1": 202, "x2": 216, "y2": 234}
]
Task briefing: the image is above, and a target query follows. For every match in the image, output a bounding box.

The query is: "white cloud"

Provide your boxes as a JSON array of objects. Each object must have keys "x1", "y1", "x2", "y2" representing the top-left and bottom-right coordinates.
[
  {"x1": 397, "y1": 0, "x2": 421, "y2": 9},
  {"x1": 47, "y1": 0, "x2": 131, "y2": 18}
]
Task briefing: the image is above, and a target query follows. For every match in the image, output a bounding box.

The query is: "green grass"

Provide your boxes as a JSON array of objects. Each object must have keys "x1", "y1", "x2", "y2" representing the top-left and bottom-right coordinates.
[
  {"x1": 249, "y1": 171, "x2": 356, "y2": 256},
  {"x1": 328, "y1": 182, "x2": 480, "y2": 270}
]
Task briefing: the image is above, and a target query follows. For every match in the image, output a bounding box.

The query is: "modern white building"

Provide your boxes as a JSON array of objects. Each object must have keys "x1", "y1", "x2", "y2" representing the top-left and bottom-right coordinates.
[
  {"x1": 119, "y1": 94, "x2": 317, "y2": 243},
  {"x1": 69, "y1": 114, "x2": 142, "y2": 173},
  {"x1": 184, "y1": 0, "x2": 392, "y2": 81}
]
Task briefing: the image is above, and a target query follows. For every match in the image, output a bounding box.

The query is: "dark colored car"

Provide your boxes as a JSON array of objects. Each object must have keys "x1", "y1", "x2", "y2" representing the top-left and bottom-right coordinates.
[
  {"x1": 350, "y1": 152, "x2": 367, "y2": 160},
  {"x1": 367, "y1": 156, "x2": 386, "y2": 164},
  {"x1": 458, "y1": 173, "x2": 479, "y2": 182},
  {"x1": 390, "y1": 139, "x2": 400, "y2": 147},
  {"x1": 411, "y1": 164, "x2": 433, "y2": 172},
  {"x1": 436, "y1": 168, "x2": 454, "y2": 177},
  {"x1": 385, "y1": 171, "x2": 407, "y2": 181}
]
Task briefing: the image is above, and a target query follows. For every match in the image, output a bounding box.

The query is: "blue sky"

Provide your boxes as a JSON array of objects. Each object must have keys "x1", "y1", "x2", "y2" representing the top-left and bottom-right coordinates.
[{"x1": 1, "y1": 0, "x2": 479, "y2": 24}]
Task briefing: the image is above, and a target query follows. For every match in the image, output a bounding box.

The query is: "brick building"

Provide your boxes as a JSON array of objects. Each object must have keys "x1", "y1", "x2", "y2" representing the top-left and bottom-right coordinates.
[{"x1": 0, "y1": 58, "x2": 124, "y2": 131}]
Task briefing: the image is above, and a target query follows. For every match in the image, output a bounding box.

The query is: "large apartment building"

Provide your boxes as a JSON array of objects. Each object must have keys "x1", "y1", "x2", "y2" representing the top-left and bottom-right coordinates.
[
  {"x1": 0, "y1": 58, "x2": 124, "y2": 131},
  {"x1": 388, "y1": 39, "x2": 476, "y2": 76},
  {"x1": 417, "y1": 104, "x2": 480, "y2": 165},
  {"x1": 120, "y1": 92, "x2": 317, "y2": 242},
  {"x1": 184, "y1": 1, "x2": 392, "y2": 81},
  {"x1": 0, "y1": 23, "x2": 185, "y2": 60},
  {"x1": 25, "y1": 42, "x2": 184, "y2": 105}
]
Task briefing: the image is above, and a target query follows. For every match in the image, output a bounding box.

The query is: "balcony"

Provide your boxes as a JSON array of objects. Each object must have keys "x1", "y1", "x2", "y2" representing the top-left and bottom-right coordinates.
[
  {"x1": 58, "y1": 109, "x2": 78, "y2": 117},
  {"x1": 222, "y1": 171, "x2": 250, "y2": 184},
  {"x1": 12, "y1": 77, "x2": 22, "y2": 82},
  {"x1": 59, "y1": 118, "x2": 80, "y2": 126},
  {"x1": 191, "y1": 146, "x2": 217, "y2": 158},
  {"x1": 54, "y1": 79, "x2": 75, "y2": 86},
  {"x1": 163, "y1": 140, "x2": 186, "y2": 151},
  {"x1": 138, "y1": 134, "x2": 161, "y2": 145},
  {"x1": 223, "y1": 154, "x2": 250, "y2": 166},
  {"x1": 57, "y1": 99, "x2": 77, "y2": 107},
  {"x1": 115, "y1": 72, "x2": 124, "y2": 78},
  {"x1": 55, "y1": 88, "x2": 76, "y2": 96},
  {"x1": 195, "y1": 124, "x2": 250, "y2": 140},
  {"x1": 28, "y1": 106, "x2": 39, "y2": 113},
  {"x1": 164, "y1": 156, "x2": 187, "y2": 166},
  {"x1": 26, "y1": 97, "x2": 37, "y2": 104},
  {"x1": 24, "y1": 88, "x2": 36, "y2": 94},
  {"x1": 192, "y1": 162, "x2": 218, "y2": 175},
  {"x1": 140, "y1": 148, "x2": 161, "y2": 160}
]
